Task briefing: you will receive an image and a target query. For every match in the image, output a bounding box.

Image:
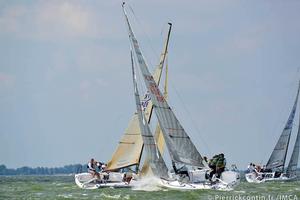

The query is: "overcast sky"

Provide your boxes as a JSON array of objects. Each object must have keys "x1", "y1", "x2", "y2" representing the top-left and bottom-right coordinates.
[{"x1": 1, "y1": 0, "x2": 300, "y2": 169}]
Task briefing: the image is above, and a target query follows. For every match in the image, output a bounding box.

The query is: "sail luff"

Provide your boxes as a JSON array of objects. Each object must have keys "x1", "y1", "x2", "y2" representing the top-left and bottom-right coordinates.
[
  {"x1": 286, "y1": 82, "x2": 300, "y2": 177},
  {"x1": 266, "y1": 83, "x2": 300, "y2": 171},
  {"x1": 122, "y1": 4, "x2": 205, "y2": 167},
  {"x1": 131, "y1": 50, "x2": 169, "y2": 179}
]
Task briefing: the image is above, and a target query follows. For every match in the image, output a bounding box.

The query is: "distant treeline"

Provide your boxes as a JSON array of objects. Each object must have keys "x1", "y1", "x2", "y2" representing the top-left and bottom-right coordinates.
[{"x1": 0, "y1": 164, "x2": 86, "y2": 175}]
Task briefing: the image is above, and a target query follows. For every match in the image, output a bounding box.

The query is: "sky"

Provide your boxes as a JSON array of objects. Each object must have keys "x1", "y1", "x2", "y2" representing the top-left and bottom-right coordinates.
[{"x1": 1, "y1": 0, "x2": 300, "y2": 169}]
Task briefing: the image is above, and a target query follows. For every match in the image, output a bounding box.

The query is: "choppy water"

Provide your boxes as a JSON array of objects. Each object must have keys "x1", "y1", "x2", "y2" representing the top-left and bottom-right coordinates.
[{"x1": 0, "y1": 175, "x2": 299, "y2": 200}]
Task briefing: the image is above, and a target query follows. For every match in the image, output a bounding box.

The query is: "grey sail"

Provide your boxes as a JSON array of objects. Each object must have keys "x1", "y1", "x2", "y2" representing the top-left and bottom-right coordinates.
[
  {"x1": 122, "y1": 4, "x2": 205, "y2": 168},
  {"x1": 131, "y1": 51, "x2": 169, "y2": 179},
  {"x1": 286, "y1": 97, "x2": 300, "y2": 178},
  {"x1": 266, "y1": 84, "x2": 300, "y2": 171},
  {"x1": 286, "y1": 126, "x2": 300, "y2": 178}
]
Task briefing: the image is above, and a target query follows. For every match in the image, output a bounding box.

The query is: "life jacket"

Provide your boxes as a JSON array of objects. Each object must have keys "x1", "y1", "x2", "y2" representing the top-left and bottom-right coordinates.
[
  {"x1": 216, "y1": 156, "x2": 225, "y2": 168},
  {"x1": 209, "y1": 155, "x2": 219, "y2": 167}
]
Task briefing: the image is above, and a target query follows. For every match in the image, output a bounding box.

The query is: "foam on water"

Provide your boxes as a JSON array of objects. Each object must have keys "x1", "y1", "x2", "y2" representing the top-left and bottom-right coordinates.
[
  {"x1": 99, "y1": 193, "x2": 121, "y2": 199},
  {"x1": 132, "y1": 176, "x2": 164, "y2": 191},
  {"x1": 57, "y1": 193, "x2": 73, "y2": 198},
  {"x1": 233, "y1": 190, "x2": 246, "y2": 194}
]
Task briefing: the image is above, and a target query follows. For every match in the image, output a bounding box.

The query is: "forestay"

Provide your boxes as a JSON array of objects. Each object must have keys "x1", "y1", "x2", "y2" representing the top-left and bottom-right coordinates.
[{"x1": 122, "y1": 4, "x2": 205, "y2": 168}]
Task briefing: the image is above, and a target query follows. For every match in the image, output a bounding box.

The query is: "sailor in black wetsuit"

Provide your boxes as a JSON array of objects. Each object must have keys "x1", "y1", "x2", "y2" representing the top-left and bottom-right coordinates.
[{"x1": 172, "y1": 161, "x2": 190, "y2": 181}]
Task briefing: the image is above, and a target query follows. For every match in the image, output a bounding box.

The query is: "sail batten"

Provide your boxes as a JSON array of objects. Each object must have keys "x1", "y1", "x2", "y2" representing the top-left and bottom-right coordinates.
[
  {"x1": 266, "y1": 83, "x2": 300, "y2": 171},
  {"x1": 123, "y1": 4, "x2": 204, "y2": 168}
]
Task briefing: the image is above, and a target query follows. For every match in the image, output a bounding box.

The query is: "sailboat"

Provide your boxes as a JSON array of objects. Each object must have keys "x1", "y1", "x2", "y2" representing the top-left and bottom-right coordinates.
[
  {"x1": 123, "y1": 2, "x2": 240, "y2": 190},
  {"x1": 74, "y1": 20, "x2": 172, "y2": 189},
  {"x1": 245, "y1": 82, "x2": 300, "y2": 183}
]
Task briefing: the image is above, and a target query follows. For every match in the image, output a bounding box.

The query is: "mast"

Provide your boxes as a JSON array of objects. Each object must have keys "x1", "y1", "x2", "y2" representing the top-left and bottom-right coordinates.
[
  {"x1": 122, "y1": 3, "x2": 205, "y2": 168},
  {"x1": 163, "y1": 23, "x2": 172, "y2": 100},
  {"x1": 266, "y1": 82, "x2": 300, "y2": 172},
  {"x1": 164, "y1": 55, "x2": 168, "y2": 99}
]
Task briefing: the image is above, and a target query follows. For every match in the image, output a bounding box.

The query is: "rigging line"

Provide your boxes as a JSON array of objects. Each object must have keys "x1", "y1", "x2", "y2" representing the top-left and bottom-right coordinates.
[
  {"x1": 129, "y1": 4, "x2": 158, "y2": 59},
  {"x1": 128, "y1": 3, "x2": 159, "y2": 71},
  {"x1": 169, "y1": 80, "x2": 212, "y2": 156}
]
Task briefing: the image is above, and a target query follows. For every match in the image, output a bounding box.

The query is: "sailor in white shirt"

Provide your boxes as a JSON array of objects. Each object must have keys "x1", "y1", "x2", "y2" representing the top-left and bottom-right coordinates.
[{"x1": 88, "y1": 158, "x2": 100, "y2": 179}]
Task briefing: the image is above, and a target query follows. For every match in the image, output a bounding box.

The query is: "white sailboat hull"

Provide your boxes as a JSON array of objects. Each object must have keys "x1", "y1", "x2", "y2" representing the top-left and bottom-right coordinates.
[
  {"x1": 74, "y1": 172, "x2": 136, "y2": 189},
  {"x1": 245, "y1": 172, "x2": 296, "y2": 183},
  {"x1": 161, "y1": 169, "x2": 240, "y2": 190},
  {"x1": 160, "y1": 179, "x2": 219, "y2": 190}
]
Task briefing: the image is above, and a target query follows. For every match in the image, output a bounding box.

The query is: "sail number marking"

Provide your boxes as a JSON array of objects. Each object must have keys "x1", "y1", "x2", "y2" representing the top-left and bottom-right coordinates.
[{"x1": 144, "y1": 75, "x2": 165, "y2": 102}]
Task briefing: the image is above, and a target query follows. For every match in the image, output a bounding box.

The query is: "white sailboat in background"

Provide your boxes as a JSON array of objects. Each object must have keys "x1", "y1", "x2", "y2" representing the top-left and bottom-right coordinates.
[
  {"x1": 245, "y1": 82, "x2": 300, "y2": 183},
  {"x1": 123, "y1": 3, "x2": 240, "y2": 190},
  {"x1": 74, "y1": 20, "x2": 172, "y2": 189}
]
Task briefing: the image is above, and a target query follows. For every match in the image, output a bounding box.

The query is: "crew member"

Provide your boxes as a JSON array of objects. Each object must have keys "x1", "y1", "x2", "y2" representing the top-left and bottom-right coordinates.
[
  {"x1": 88, "y1": 158, "x2": 100, "y2": 179},
  {"x1": 208, "y1": 154, "x2": 219, "y2": 179},
  {"x1": 216, "y1": 153, "x2": 226, "y2": 178}
]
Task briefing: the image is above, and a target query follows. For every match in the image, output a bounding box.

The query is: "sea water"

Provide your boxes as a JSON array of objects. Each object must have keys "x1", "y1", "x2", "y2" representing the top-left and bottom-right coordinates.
[{"x1": 0, "y1": 175, "x2": 299, "y2": 200}]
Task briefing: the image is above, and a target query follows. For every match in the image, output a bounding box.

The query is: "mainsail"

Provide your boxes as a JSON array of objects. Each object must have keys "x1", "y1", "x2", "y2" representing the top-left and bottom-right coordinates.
[
  {"x1": 106, "y1": 18, "x2": 170, "y2": 171},
  {"x1": 266, "y1": 83, "x2": 300, "y2": 171},
  {"x1": 286, "y1": 122, "x2": 300, "y2": 178},
  {"x1": 131, "y1": 51, "x2": 169, "y2": 179},
  {"x1": 122, "y1": 4, "x2": 205, "y2": 168},
  {"x1": 286, "y1": 83, "x2": 300, "y2": 177}
]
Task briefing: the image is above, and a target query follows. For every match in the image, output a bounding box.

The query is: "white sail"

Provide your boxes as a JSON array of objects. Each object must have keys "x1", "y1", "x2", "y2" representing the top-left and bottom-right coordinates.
[
  {"x1": 131, "y1": 51, "x2": 169, "y2": 179},
  {"x1": 122, "y1": 4, "x2": 205, "y2": 168},
  {"x1": 266, "y1": 84, "x2": 300, "y2": 171}
]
